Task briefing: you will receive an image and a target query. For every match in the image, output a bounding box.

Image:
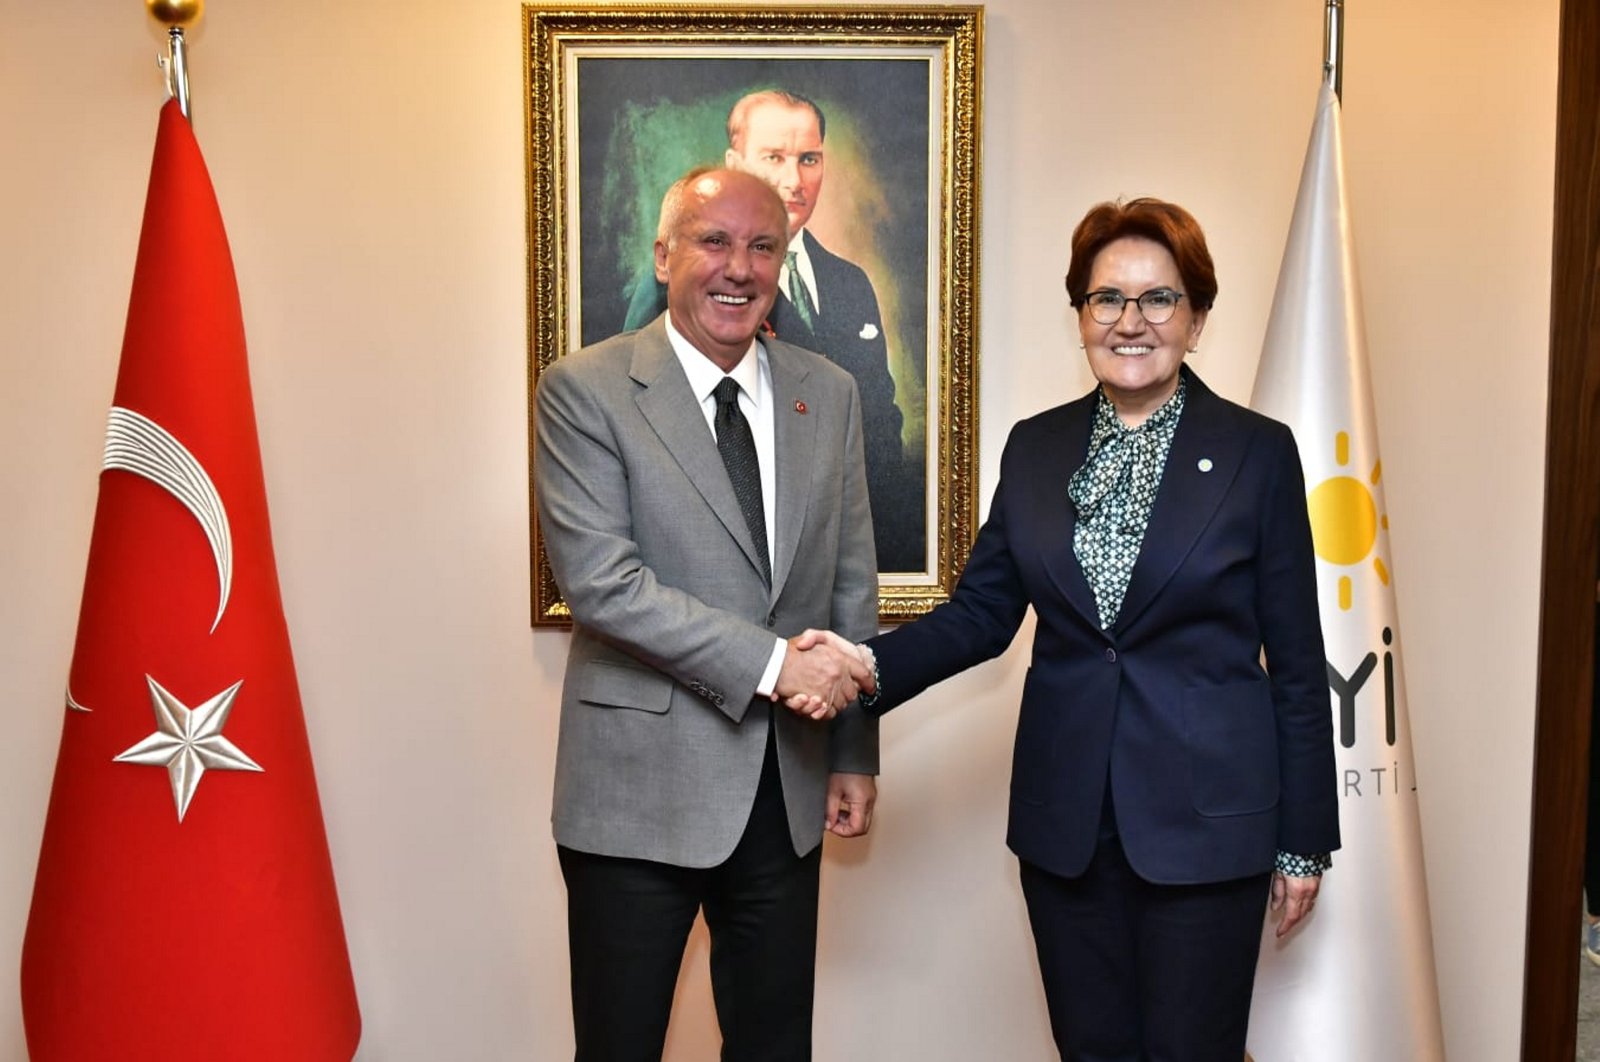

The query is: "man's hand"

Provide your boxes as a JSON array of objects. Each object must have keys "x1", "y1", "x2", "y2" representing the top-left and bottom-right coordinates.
[
  {"x1": 782, "y1": 629, "x2": 876, "y2": 717},
  {"x1": 1270, "y1": 870, "x2": 1321, "y2": 938},
  {"x1": 826, "y1": 772, "x2": 876, "y2": 837},
  {"x1": 791, "y1": 628, "x2": 868, "y2": 664},
  {"x1": 774, "y1": 630, "x2": 873, "y2": 720}
]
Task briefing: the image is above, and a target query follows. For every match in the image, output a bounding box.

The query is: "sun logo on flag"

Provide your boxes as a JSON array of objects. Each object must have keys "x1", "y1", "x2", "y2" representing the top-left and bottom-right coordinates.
[{"x1": 1306, "y1": 430, "x2": 1390, "y2": 610}]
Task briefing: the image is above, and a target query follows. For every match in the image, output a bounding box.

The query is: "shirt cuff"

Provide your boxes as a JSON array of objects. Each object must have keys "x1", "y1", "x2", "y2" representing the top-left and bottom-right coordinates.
[
  {"x1": 856, "y1": 642, "x2": 881, "y2": 710},
  {"x1": 754, "y1": 637, "x2": 787, "y2": 700},
  {"x1": 1276, "y1": 851, "x2": 1332, "y2": 877}
]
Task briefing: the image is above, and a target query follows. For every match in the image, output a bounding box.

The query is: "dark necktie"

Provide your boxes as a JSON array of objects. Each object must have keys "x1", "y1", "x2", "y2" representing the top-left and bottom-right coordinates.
[
  {"x1": 713, "y1": 377, "x2": 770, "y2": 583},
  {"x1": 784, "y1": 251, "x2": 817, "y2": 333}
]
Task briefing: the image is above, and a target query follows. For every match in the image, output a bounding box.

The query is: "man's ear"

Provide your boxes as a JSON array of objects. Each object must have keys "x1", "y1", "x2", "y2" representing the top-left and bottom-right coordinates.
[{"x1": 653, "y1": 239, "x2": 670, "y2": 283}]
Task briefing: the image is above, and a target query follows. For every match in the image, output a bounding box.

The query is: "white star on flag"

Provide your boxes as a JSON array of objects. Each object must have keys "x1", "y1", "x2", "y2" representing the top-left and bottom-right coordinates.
[{"x1": 114, "y1": 676, "x2": 263, "y2": 821}]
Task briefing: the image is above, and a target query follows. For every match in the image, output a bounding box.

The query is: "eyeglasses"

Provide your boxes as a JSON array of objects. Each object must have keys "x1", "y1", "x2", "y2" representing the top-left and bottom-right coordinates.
[{"x1": 1078, "y1": 287, "x2": 1186, "y2": 326}]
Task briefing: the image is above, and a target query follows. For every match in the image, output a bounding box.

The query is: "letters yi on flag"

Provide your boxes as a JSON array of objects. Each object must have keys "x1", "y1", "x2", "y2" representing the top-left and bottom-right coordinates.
[
  {"x1": 1244, "y1": 81, "x2": 1445, "y2": 1061},
  {"x1": 20, "y1": 99, "x2": 360, "y2": 1060}
]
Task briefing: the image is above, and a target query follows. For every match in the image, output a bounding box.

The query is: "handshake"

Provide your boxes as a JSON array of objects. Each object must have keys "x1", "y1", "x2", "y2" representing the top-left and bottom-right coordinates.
[{"x1": 772, "y1": 629, "x2": 876, "y2": 721}]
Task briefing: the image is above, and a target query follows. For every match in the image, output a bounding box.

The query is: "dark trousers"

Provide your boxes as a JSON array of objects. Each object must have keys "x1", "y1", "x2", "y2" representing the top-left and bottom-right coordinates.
[
  {"x1": 1019, "y1": 836, "x2": 1271, "y2": 1062},
  {"x1": 558, "y1": 738, "x2": 821, "y2": 1062}
]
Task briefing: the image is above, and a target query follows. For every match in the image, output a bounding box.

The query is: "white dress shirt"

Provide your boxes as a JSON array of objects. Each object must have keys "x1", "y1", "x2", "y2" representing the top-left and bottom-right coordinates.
[{"x1": 664, "y1": 314, "x2": 787, "y2": 696}]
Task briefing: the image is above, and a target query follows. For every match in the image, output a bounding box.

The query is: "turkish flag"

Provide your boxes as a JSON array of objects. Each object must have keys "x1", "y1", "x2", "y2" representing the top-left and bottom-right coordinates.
[{"x1": 21, "y1": 100, "x2": 361, "y2": 1060}]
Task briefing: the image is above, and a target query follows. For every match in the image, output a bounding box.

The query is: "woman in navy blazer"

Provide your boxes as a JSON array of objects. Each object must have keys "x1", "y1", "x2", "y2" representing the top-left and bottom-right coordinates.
[{"x1": 818, "y1": 199, "x2": 1340, "y2": 1060}]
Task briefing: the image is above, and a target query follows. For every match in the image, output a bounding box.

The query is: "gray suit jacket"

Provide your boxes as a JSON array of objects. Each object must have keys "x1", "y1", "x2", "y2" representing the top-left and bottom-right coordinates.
[{"x1": 534, "y1": 315, "x2": 880, "y2": 867}]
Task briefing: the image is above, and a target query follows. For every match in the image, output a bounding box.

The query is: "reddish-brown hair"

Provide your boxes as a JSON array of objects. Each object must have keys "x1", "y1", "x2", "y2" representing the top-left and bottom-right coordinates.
[{"x1": 1064, "y1": 198, "x2": 1218, "y2": 311}]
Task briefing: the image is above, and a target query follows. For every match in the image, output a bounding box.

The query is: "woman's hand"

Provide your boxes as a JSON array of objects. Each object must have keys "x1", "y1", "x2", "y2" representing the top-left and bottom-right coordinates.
[{"x1": 1270, "y1": 870, "x2": 1321, "y2": 938}]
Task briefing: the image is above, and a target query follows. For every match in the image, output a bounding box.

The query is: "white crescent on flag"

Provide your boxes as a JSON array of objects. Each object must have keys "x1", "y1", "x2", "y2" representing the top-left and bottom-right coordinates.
[{"x1": 102, "y1": 406, "x2": 233, "y2": 632}]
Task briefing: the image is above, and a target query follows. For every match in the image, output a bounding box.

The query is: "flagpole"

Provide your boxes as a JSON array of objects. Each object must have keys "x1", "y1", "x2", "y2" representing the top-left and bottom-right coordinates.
[
  {"x1": 147, "y1": 0, "x2": 204, "y2": 119},
  {"x1": 1323, "y1": 0, "x2": 1344, "y2": 98}
]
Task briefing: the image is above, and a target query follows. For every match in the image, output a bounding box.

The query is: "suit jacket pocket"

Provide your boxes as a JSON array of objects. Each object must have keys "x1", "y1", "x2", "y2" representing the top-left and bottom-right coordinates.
[
  {"x1": 577, "y1": 659, "x2": 674, "y2": 714},
  {"x1": 1183, "y1": 677, "x2": 1279, "y2": 817}
]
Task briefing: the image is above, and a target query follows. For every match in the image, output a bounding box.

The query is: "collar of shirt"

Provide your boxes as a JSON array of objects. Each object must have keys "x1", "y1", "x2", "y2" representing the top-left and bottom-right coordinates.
[
  {"x1": 664, "y1": 313, "x2": 767, "y2": 420},
  {"x1": 663, "y1": 312, "x2": 778, "y2": 562},
  {"x1": 783, "y1": 230, "x2": 822, "y2": 314},
  {"x1": 1088, "y1": 378, "x2": 1186, "y2": 449},
  {"x1": 1068, "y1": 378, "x2": 1187, "y2": 523}
]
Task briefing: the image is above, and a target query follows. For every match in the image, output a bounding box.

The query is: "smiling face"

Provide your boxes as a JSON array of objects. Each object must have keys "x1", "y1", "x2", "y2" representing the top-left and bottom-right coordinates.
[
  {"x1": 1078, "y1": 236, "x2": 1208, "y2": 425},
  {"x1": 654, "y1": 170, "x2": 788, "y2": 370},
  {"x1": 727, "y1": 100, "x2": 825, "y2": 234}
]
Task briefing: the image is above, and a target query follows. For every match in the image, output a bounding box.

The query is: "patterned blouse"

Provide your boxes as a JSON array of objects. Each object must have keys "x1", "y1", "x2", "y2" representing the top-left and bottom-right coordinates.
[
  {"x1": 1067, "y1": 380, "x2": 1329, "y2": 879},
  {"x1": 1068, "y1": 380, "x2": 1186, "y2": 631}
]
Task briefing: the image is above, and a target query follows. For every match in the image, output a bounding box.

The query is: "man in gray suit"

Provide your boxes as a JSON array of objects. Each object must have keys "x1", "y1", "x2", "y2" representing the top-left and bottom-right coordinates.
[
  {"x1": 535, "y1": 166, "x2": 879, "y2": 1060},
  {"x1": 623, "y1": 89, "x2": 923, "y2": 572}
]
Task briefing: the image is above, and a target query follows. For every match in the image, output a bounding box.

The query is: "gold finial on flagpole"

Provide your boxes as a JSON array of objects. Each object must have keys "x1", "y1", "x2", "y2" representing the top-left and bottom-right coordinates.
[
  {"x1": 146, "y1": 0, "x2": 204, "y2": 28},
  {"x1": 147, "y1": 0, "x2": 203, "y2": 119}
]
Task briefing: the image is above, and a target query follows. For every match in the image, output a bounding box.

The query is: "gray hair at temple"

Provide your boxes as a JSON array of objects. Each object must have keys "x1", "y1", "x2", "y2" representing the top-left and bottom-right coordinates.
[
  {"x1": 726, "y1": 89, "x2": 827, "y2": 153},
  {"x1": 656, "y1": 165, "x2": 718, "y2": 245}
]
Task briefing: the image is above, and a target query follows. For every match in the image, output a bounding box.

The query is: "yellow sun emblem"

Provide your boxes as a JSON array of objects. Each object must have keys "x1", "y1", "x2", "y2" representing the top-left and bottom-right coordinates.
[{"x1": 1306, "y1": 430, "x2": 1390, "y2": 610}]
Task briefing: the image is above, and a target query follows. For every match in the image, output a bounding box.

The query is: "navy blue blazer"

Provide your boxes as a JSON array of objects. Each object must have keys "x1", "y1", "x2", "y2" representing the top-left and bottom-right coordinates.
[{"x1": 868, "y1": 367, "x2": 1340, "y2": 884}]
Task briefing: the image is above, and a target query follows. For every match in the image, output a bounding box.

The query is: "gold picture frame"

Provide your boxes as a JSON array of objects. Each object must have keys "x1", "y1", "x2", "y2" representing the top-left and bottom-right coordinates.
[{"x1": 525, "y1": 4, "x2": 982, "y2": 626}]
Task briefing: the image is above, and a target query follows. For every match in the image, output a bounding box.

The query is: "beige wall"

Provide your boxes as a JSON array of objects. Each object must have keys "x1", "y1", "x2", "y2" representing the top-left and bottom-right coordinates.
[{"x1": 0, "y1": 2, "x2": 1555, "y2": 1059}]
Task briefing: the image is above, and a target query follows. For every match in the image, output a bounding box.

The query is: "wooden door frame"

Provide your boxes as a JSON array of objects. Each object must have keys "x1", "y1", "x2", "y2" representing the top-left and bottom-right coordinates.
[{"x1": 1521, "y1": 2, "x2": 1600, "y2": 1059}]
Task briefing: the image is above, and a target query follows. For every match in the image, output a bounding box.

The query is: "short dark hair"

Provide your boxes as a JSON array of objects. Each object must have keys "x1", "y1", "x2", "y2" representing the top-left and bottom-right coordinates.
[
  {"x1": 726, "y1": 90, "x2": 827, "y2": 153},
  {"x1": 1064, "y1": 198, "x2": 1217, "y2": 311}
]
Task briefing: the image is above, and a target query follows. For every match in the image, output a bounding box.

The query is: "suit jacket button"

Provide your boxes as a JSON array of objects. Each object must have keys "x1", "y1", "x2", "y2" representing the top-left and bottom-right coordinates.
[
  {"x1": 766, "y1": 612, "x2": 777, "y2": 628},
  {"x1": 1104, "y1": 648, "x2": 1117, "y2": 663}
]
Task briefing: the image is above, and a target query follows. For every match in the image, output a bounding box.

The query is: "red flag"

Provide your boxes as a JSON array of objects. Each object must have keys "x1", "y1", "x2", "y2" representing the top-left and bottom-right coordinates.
[{"x1": 21, "y1": 100, "x2": 360, "y2": 1060}]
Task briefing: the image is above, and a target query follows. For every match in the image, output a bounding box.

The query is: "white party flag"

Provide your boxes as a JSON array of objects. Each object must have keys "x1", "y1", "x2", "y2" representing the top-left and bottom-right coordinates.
[{"x1": 1245, "y1": 81, "x2": 1445, "y2": 1062}]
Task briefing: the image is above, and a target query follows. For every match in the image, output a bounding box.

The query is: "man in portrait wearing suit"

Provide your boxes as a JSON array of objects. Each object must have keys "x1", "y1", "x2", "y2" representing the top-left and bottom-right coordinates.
[
  {"x1": 624, "y1": 89, "x2": 922, "y2": 571},
  {"x1": 535, "y1": 166, "x2": 880, "y2": 1061}
]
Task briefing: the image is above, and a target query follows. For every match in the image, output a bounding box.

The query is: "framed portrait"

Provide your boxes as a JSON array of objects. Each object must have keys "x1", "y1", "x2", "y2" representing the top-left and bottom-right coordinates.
[{"x1": 524, "y1": 5, "x2": 982, "y2": 625}]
